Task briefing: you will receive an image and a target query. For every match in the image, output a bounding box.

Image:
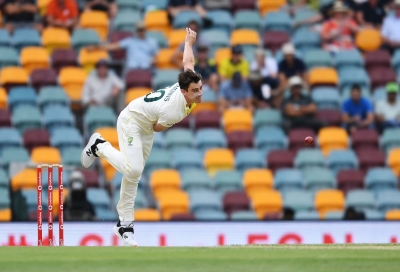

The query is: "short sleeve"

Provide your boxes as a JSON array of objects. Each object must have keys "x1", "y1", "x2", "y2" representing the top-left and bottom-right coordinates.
[
  {"x1": 241, "y1": 60, "x2": 250, "y2": 77},
  {"x1": 157, "y1": 108, "x2": 176, "y2": 127},
  {"x1": 375, "y1": 101, "x2": 384, "y2": 115},
  {"x1": 218, "y1": 59, "x2": 229, "y2": 78},
  {"x1": 119, "y1": 37, "x2": 132, "y2": 49},
  {"x1": 267, "y1": 57, "x2": 278, "y2": 74}
]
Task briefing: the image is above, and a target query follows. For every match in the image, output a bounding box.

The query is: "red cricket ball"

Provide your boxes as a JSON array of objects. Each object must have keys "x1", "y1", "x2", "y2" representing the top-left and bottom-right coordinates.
[{"x1": 304, "y1": 136, "x2": 314, "y2": 146}]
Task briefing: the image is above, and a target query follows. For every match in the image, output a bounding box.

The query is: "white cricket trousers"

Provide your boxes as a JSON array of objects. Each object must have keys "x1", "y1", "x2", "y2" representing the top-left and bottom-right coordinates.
[{"x1": 96, "y1": 107, "x2": 154, "y2": 222}]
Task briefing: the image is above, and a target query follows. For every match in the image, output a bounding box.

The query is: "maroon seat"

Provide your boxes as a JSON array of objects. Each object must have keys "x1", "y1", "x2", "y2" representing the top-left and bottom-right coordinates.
[
  {"x1": 125, "y1": 69, "x2": 152, "y2": 88},
  {"x1": 288, "y1": 128, "x2": 315, "y2": 152},
  {"x1": 79, "y1": 169, "x2": 99, "y2": 188},
  {"x1": 0, "y1": 109, "x2": 11, "y2": 127},
  {"x1": 316, "y1": 109, "x2": 342, "y2": 126},
  {"x1": 337, "y1": 169, "x2": 364, "y2": 194},
  {"x1": 351, "y1": 129, "x2": 379, "y2": 150},
  {"x1": 223, "y1": 191, "x2": 249, "y2": 215},
  {"x1": 368, "y1": 67, "x2": 397, "y2": 89},
  {"x1": 194, "y1": 110, "x2": 221, "y2": 130},
  {"x1": 173, "y1": 116, "x2": 191, "y2": 128},
  {"x1": 262, "y1": 213, "x2": 280, "y2": 220},
  {"x1": 364, "y1": 50, "x2": 391, "y2": 70},
  {"x1": 267, "y1": 150, "x2": 294, "y2": 172},
  {"x1": 356, "y1": 148, "x2": 385, "y2": 173},
  {"x1": 23, "y1": 128, "x2": 50, "y2": 152},
  {"x1": 231, "y1": 0, "x2": 255, "y2": 12},
  {"x1": 227, "y1": 131, "x2": 253, "y2": 152},
  {"x1": 170, "y1": 213, "x2": 195, "y2": 221},
  {"x1": 30, "y1": 69, "x2": 57, "y2": 91},
  {"x1": 263, "y1": 31, "x2": 290, "y2": 54},
  {"x1": 51, "y1": 49, "x2": 78, "y2": 73},
  {"x1": 109, "y1": 31, "x2": 133, "y2": 60}
]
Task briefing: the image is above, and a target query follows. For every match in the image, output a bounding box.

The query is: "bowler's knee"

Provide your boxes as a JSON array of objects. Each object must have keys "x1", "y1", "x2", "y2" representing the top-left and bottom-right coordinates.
[{"x1": 125, "y1": 164, "x2": 143, "y2": 179}]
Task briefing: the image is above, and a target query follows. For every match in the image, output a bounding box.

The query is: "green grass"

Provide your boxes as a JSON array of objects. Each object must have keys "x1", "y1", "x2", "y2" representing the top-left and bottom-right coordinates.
[{"x1": 1, "y1": 245, "x2": 400, "y2": 272}]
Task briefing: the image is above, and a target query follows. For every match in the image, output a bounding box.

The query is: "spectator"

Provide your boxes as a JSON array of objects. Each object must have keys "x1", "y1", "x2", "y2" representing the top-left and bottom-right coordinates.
[
  {"x1": 356, "y1": 0, "x2": 387, "y2": 28},
  {"x1": 2, "y1": 0, "x2": 42, "y2": 33},
  {"x1": 219, "y1": 72, "x2": 253, "y2": 113},
  {"x1": 194, "y1": 44, "x2": 218, "y2": 91},
  {"x1": 343, "y1": 207, "x2": 365, "y2": 220},
  {"x1": 85, "y1": 0, "x2": 117, "y2": 18},
  {"x1": 251, "y1": 48, "x2": 279, "y2": 90},
  {"x1": 219, "y1": 45, "x2": 250, "y2": 81},
  {"x1": 281, "y1": 76, "x2": 321, "y2": 131},
  {"x1": 91, "y1": 21, "x2": 158, "y2": 72},
  {"x1": 46, "y1": 0, "x2": 79, "y2": 31},
  {"x1": 342, "y1": 84, "x2": 374, "y2": 133},
  {"x1": 375, "y1": 82, "x2": 400, "y2": 128},
  {"x1": 82, "y1": 59, "x2": 124, "y2": 111},
  {"x1": 168, "y1": 0, "x2": 207, "y2": 23},
  {"x1": 203, "y1": 0, "x2": 231, "y2": 10},
  {"x1": 248, "y1": 71, "x2": 272, "y2": 108},
  {"x1": 321, "y1": 1, "x2": 359, "y2": 52},
  {"x1": 381, "y1": 0, "x2": 400, "y2": 52}
]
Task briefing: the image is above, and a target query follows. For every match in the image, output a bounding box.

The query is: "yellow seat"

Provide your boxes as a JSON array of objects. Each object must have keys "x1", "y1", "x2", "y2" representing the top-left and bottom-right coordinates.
[
  {"x1": 168, "y1": 29, "x2": 187, "y2": 49},
  {"x1": 251, "y1": 189, "x2": 283, "y2": 219},
  {"x1": 11, "y1": 168, "x2": 37, "y2": 191},
  {"x1": 52, "y1": 188, "x2": 69, "y2": 217},
  {"x1": 80, "y1": 11, "x2": 109, "y2": 41},
  {"x1": 190, "y1": 102, "x2": 217, "y2": 114},
  {"x1": 309, "y1": 67, "x2": 339, "y2": 87},
  {"x1": 385, "y1": 209, "x2": 400, "y2": 220},
  {"x1": 79, "y1": 48, "x2": 109, "y2": 73},
  {"x1": 0, "y1": 87, "x2": 7, "y2": 109},
  {"x1": 20, "y1": 47, "x2": 50, "y2": 75},
  {"x1": 37, "y1": 0, "x2": 52, "y2": 16},
  {"x1": 318, "y1": 127, "x2": 348, "y2": 156},
  {"x1": 315, "y1": 189, "x2": 345, "y2": 218},
  {"x1": 258, "y1": 0, "x2": 286, "y2": 16},
  {"x1": 59, "y1": 67, "x2": 87, "y2": 102},
  {"x1": 125, "y1": 88, "x2": 152, "y2": 105},
  {"x1": 158, "y1": 190, "x2": 190, "y2": 220},
  {"x1": 356, "y1": 28, "x2": 382, "y2": 52},
  {"x1": 214, "y1": 47, "x2": 231, "y2": 66},
  {"x1": 222, "y1": 109, "x2": 253, "y2": 133},
  {"x1": 96, "y1": 127, "x2": 119, "y2": 148},
  {"x1": 388, "y1": 148, "x2": 400, "y2": 176},
  {"x1": 150, "y1": 169, "x2": 181, "y2": 199},
  {"x1": 134, "y1": 208, "x2": 161, "y2": 221},
  {"x1": 156, "y1": 48, "x2": 179, "y2": 69},
  {"x1": 0, "y1": 67, "x2": 29, "y2": 87},
  {"x1": 31, "y1": 147, "x2": 61, "y2": 165},
  {"x1": 243, "y1": 169, "x2": 273, "y2": 198},
  {"x1": 0, "y1": 208, "x2": 11, "y2": 221},
  {"x1": 144, "y1": 10, "x2": 170, "y2": 36},
  {"x1": 204, "y1": 148, "x2": 234, "y2": 176},
  {"x1": 231, "y1": 29, "x2": 260, "y2": 46},
  {"x1": 42, "y1": 27, "x2": 71, "y2": 54}
]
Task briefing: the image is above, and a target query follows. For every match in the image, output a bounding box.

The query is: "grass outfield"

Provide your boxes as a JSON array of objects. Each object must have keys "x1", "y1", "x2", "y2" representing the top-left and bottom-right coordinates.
[{"x1": 1, "y1": 244, "x2": 400, "y2": 272}]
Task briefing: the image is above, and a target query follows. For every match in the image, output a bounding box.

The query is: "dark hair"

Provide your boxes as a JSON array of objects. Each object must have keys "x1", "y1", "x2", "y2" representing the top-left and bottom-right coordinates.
[
  {"x1": 351, "y1": 84, "x2": 361, "y2": 91},
  {"x1": 187, "y1": 20, "x2": 199, "y2": 28},
  {"x1": 178, "y1": 69, "x2": 202, "y2": 91}
]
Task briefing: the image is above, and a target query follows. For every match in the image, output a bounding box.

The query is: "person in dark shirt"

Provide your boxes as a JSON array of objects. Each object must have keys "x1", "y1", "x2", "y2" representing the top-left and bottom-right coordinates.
[
  {"x1": 85, "y1": 0, "x2": 117, "y2": 18},
  {"x1": 194, "y1": 44, "x2": 218, "y2": 91},
  {"x1": 2, "y1": 0, "x2": 41, "y2": 33},
  {"x1": 356, "y1": 0, "x2": 387, "y2": 28}
]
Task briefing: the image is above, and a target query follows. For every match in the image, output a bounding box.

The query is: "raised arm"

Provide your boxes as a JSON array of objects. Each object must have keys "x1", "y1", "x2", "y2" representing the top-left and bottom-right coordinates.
[{"x1": 182, "y1": 27, "x2": 197, "y2": 71}]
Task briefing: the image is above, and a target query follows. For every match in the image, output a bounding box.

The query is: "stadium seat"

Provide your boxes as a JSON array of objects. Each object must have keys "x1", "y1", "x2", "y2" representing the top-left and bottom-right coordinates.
[
  {"x1": 294, "y1": 210, "x2": 319, "y2": 220},
  {"x1": 364, "y1": 209, "x2": 384, "y2": 220},
  {"x1": 173, "y1": 10, "x2": 202, "y2": 29},
  {"x1": 134, "y1": 209, "x2": 161, "y2": 221},
  {"x1": 376, "y1": 190, "x2": 400, "y2": 212},
  {"x1": 318, "y1": 127, "x2": 348, "y2": 156},
  {"x1": 0, "y1": 47, "x2": 19, "y2": 69},
  {"x1": 214, "y1": 47, "x2": 231, "y2": 66},
  {"x1": 274, "y1": 168, "x2": 303, "y2": 191},
  {"x1": 109, "y1": 31, "x2": 133, "y2": 60},
  {"x1": 243, "y1": 169, "x2": 273, "y2": 198},
  {"x1": 288, "y1": 128, "x2": 315, "y2": 152},
  {"x1": 158, "y1": 190, "x2": 190, "y2": 220},
  {"x1": 80, "y1": 11, "x2": 109, "y2": 41},
  {"x1": 153, "y1": 69, "x2": 180, "y2": 90},
  {"x1": 346, "y1": 190, "x2": 375, "y2": 211},
  {"x1": 356, "y1": 148, "x2": 385, "y2": 172},
  {"x1": 12, "y1": 106, "x2": 42, "y2": 134},
  {"x1": 168, "y1": 29, "x2": 187, "y2": 49},
  {"x1": 227, "y1": 131, "x2": 253, "y2": 152},
  {"x1": 368, "y1": 67, "x2": 397, "y2": 89},
  {"x1": 12, "y1": 28, "x2": 41, "y2": 52},
  {"x1": 195, "y1": 210, "x2": 228, "y2": 220},
  {"x1": 204, "y1": 148, "x2": 234, "y2": 176},
  {"x1": 0, "y1": 209, "x2": 11, "y2": 221},
  {"x1": 95, "y1": 127, "x2": 118, "y2": 148},
  {"x1": 255, "y1": 126, "x2": 287, "y2": 153},
  {"x1": 0, "y1": 146, "x2": 29, "y2": 170},
  {"x1": 251, "y1": 189, "x2": 283, "y2": 219},
  {"x1": 150, "y1": 169, "x2": 181, "y2": 200},
  {"x1": 235, "y1": 149, "x2": 265, "y2": 172},
  {"x1": 316, "y1": 109, "x2": 342, "y2": 126},
  {"x1": 365, "y1": 50, "x2": 391, "y2": 70},
  {"x1": 0, "y1": 67, "x2": 29, "y2": 93},
  {"x1": 181, "y1": 169, "x2": 212, "y2": 192},
  {"x1": 337, "y1": 169, "x2": 364, "y2": 194},
  {"x1": 191, "y1": 92, "x2": 218, "y2": 114},
  {"x1": 230, "y1": 29, "x2": 260, "y2": 47},
  {"x1": 230, "y1": 210, "x2": 257, "y2": 220},
  {"x1": 292, "y1": 28, "x2": 321, "y2": 52},
  {"x1": 0, "y1": 29, "x2": 11, "y2": 47},
  {"x1": 0, "y1": 109, "x2": 9, "y2": 127},
  {"x1": 311, "y1": 87, "x2": 340, "y2": 110},
  {"x1": 326, "y1": 150, "x2": 358, "y2": 175},
  {"x1": 71, "y1": 29, "x2": 101, "y2": 52},
  {"x1": 334, "y1": 49, "x2": 364, "y2": 69},
  {"x1": 23, "y1": 128, "x2": 50, "y2": 152},
  {"x1": 144, "y1": 10, "x2": 170, "y2": 36},
  {"x1": 51, "y1": 49, "x2": 78, "y2": 73},
  {"x1": 324, "y1": 211, "x2": 344, "y2": 220},
  {"x1": 308, "y1": 67, "x2": 338, "y2": 87},
  {"x1": 206, "y1": 10, "x2": 233, "y2": 35},
  {"x1": 392, "y1": 49, "x2": 400, "y2": 73},
  {"x1": 125, "y1": 88, "x2": 151, "y2": 104},
  {"x1": 234, "y1": 10, "x2": 261, "y2": 32},
  {"x1": 263, "y1": 31, "x2": 290, "y2": 54},
  {"x1": 31, "y1": 147, "x2": 61, "y2": 165},
  {"x1": 80, "y1": 169, "x2": 100, "y2": 188},
  {"x1": 315, "y1": 189, "x2": 345, "y2": 218},
  {"x1": 0, "y1": 88, "x2": 7, "y2": 109},
  {"x1": 355, "y1": 28, "x2": 382, "y2": 52},
  {"x1": 283, "y1": 190, "x2": 314, "y2": 212},
  {"x1": 51, "y1": 127, "x2": 82, "y2": 151},
  {"x1": 380, "y1": 128, "x2": 400, "y2": 153},
  {"x1": 253, "y1": 109, "x2": 282, "y2": 131},
  {"x1": 141, "y1": 0, "x2": 168, "y2": 10},
  {"x1": 190, "y1": 189, "x2": 223, "y2": 214},
  {"x1": 351, "y1": 129, "x2": 379, "y2": 150},
  {"x1": 0, "y1": 127, "x2": 22, "y2": 152},
  {"x1": 172, "y1": 149, "x2": 203, "y2": 172},
  {"x1": 43, "y1": 105, "x2": 75, "y2": 133},
  {"x1": 338, "y1": 67, "x2": 370, "y2": 90},
  {"x1": 147, "y1": 31, "x2": 168, "y2": 49},
  {"x1": 194, "y1": 110, "x2": 221, "y2": 130},
  {"x1": 267, "y1": 150, "x2": 295, "y2": 172},
  {"x1": 42, "y1": 27, "x2": 71, "y2": 53},
  {"x1": 0, "y1": 187, "x2": 10, "y2": 208},
  {"x1": 61, "y1": 147, "x2": 82, "y2": 166},
  {"x1": 365, "y1": 167, "x2": 397, "y2": 192},
  {"x1": 263, "y1": 11, "x2": 291, "y2": 33},
  {"x1": 223, "y1": 191, "x2": 249, "y2": 215},
  {"x1": 144, "y1": 149, "x2": 171, "y2": 175},
  {"x1": 59, "y1": 67, "x2": 87, "y2": 102},
  {"x1": 79, "y1": 48, "x2": 109, "y2": 73},
  {"x1": 388, "y1": 148, "x2": 400, "y2": 176},
  {"x1": 153, "y1": 132, "x2": 164, "y2": 149},
  {"x1": 38, "y1": 86, "x2": 69, "y2": 110},
  {"x1": 214, "y1": 170, "x2": 242, "y2": 196},
  {"x1": 114, "y1": 10, "x2": 141, "y2": 32},
  {"x1": 11, "y1": 168, "x2": 37, "y2": 191},
  {"x1": 30, "y1": 69, "x2": 58, "y2": 91},
  {"x1": 200, "y1": 30, "x2": 230, "y2": 57},
  {"x1": 303, "y1": 167, "x2": 335, "y2": 191},
  {"x1": 304, "y1": 49, "x2": 333, "y2": 69},
  {"x1": 7, "y1": 86, "x2": 37, "y2": 111},
  {"x1": 87, "y1": 188, "x2": 110, "y2": 209},
  {"x1": 165, "y1": 128, "x2": 193, "y2": 150},
  {"x1": 84, "y1": 106, "x2": 116, "y2": 135},
  {"x1": 385, "y1": 210, "x2": 400, "y2": 220}
]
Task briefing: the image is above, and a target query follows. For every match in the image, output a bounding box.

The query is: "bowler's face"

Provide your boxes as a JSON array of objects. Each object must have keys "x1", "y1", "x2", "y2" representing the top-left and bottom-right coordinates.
[{"x1": 182, "y1": 81, "x2": 203, "y2": 104}]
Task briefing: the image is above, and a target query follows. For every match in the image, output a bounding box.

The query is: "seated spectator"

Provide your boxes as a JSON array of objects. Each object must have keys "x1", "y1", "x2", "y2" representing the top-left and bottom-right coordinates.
[
  {"x1": 342, "y1": 84, "x2": 374, "y2": 133},
  {"x1": 219, "y1": 45, "x2": 250, "y2": 81},
  {"x1": 356, "y1": 0, "x2": 387, "y2": 28},
  {"x1": 248, "y1": 71, "x2": 272, "y2": 108},
  {"x1": 251, "y1": 48, "x2": 279, "y2": 90},
  {"x1": 203, "y1": 0, "x2": 231, "y2": 10},
  {"x1": 343, "y1": 207, "x2": 365, "y2": 220},
  {"x1": 2, "y1": 0, "x2": 42, "y2": 33},
  {"x1": 381, "y1": 0, "x2": 400, "y2": 52},
  {"x1": 46, "y1": 0, "x2": 79, "y2": 31},
  {"x1": 281, "y1": 76, "x2": 321, "y2": 131},
  {"x1": 321, "y1": 1, "x2": 359, "y2": 52},
  {"x1": 375, "y1": 82, "x2": 400, "y2": 128},
  {"x1": 194, "y1": 44, "x2": 218, "y2": 91},
  {"x1": 219, "y1": 72, "x2": 253, "y2": 113},
  {"x1": 91, "y1": 21, "x2": 158, "y2": 73},
  {"x1": 168, "y1": 0, "x2": 207, "y2": 22},
  {"x1": 82, "y1": 59, "x2": 124, "y2": 112},
  {"x1": 85, "y1": 0, "x2": 117, "y2": 18}
]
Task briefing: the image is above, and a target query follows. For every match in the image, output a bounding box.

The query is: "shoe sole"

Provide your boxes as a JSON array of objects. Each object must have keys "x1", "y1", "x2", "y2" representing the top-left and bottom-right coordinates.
[
  {"x1": 80, "y1": 133, "x2": 101, "y2": 168},
  {"x1": 113, "y1": 226, "x2": 138, "y2": 247}
]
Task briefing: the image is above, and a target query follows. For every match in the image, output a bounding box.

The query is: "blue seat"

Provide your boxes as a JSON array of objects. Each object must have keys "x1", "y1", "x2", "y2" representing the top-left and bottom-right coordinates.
[
  {"x1": 324, "y1": 211, "x2": 344, "y2": 220},
  {"x1": 326, "y1": 150, "x2": 358, "y2": 175},
  {"x1": 195, "y1": 128, "x2": 226, "y2": 151},
  {"x1": 115, "y1": 10, "x2": 141, "y2": 31},
  {"x1": 195, "y1": 210, "x2": 228, "y2": 220},
  {"x1": 284, "y1": 190, "x2": 314, "y2": 212},
  {"x1": 253, "y1": 109, "x2": 282, "y2": 132},
  {"x1": 141, "y1": 0, "x2": 168, "y2": 10},
  {"x1": 346, "y1": 190, "x2": 375, "y2": 211},
  {"x1": 234, "y1": 10, "x2": 261, "y2": 32},
  {"x1": 0, "y1": 29, "x2": 11, "y2": 46},
  {"x1": 339, "y1": 67, "x2": 370, "y2": 90},
  {"x1": 172, "y1": 148, "x2": 203, "y2": 171},
  {"x1": 165, "y1": 128, "x2": 194, "y2": 150},
  {"x1": 214, "y1": 170, "x2": 242, "y2": 195},
  {"x1": 311, "y1": 87, "x2": 340, "y2": 110},
  {"x1": 263, "y1": 11, "x2": 292, "y2": 33},
  {"x1": 43, "y1": 105, "x2": 75, "y2": 133},
  {"x1": 275, "y1": 168, "x2": 303, "y2": 191},
  {"x1": 147, "y1": 31, "x2": 168, "y2": 48},
  {"x1": 71, "y1": 29, "x2": 101, "y2": 52},
  {"x1": 202, "y1": 90, "x2": 218, "y2": 103},
  {"x1": 0, "y1": 169, "x2": 8, "y2": 188},
  {"x1": 38, "y1": 86, "x2": 69, "y2": 110},
  {"x1": 392, "y1": 49, "x2": 400, "y2": 73},
  {"x1": 364, "y1": 209, "x2": 384, "y2": 220},
  {"x1": 0, "y1": 146, "x2": 29, "y2": 170},
  {"x1": 380, "y1": 128, "x2": 400, "y2": 153},
  {"x1": 292, "y1": 29, "x2": 321, "y2": 52},
  {"x1": 304, "y1": 49, "x2": 333, "y2": 69},
  {"x1": 144, "y1": 149, "x2": 171, "y2": 175},
  {"x1": 8, "y1": 87, "x2": 37, "y2": 111},
  {"x1": 335, "y1": 50, "x2": 364, "y2": 69},
  {"x1": 61, "y1": 146, "x2": 82, "y2": 166},
  {"x1": 292, "y1": 8, "x2": 320, "y2": 31},
  {"x1": 116, "y1": 0, "x2": 140, "y2": 10},
  {"x1": 0, "y1": 47, "x2": 19, "y2": 68},
  {"x1": 94, "y1": 207, "x2": 119, "y2": 220},
  {"x1": 294, "y1": 210, "x2": 319, "y2": 220},
  {"x1": 12, "y1": 28, "x2": 41, "y2": 52},
  {"x1": 181, "y1": 169, "x2": 212, "y2": 192},
  {"x1": 206, "y1": 10, "x2": 233, "y2": 35},
  {"x1": 255, "y1": 126, "x2": 287, "y2": 153},
  {"x1": 51, "y1": 127, "x2": 83, "y2": 151},
  {"x1": 153, "y1": 69, "x2": 180, "y2": 90},
  {"x1": 190, "y1": 189, "x2": 222, "y2": 214},
  {"x1": 200, "y1": 30, "x2": 229, "y2": 57},
  {"x1": 303, "y1": 167, "x2": 336, "y2": 191},
  {"x1": 87, "y1": 188, "x2": 111, "y2": 209},
  {"x1": 365, "y1": 167, "x2": 397, "y2": 192},
  {"x1": 230, "y1": 211, "x2": 257, "y2": 220},
  {"x1": 21, "y1": 189, "x2": 44, "y2": 212},
  {"x1": 294, "y1": 149, "x2": 325, "y2": 169},
  {"x1": 235, "y1": 148, "x2": 265, "y2": 171},
  {"x1": 12, "y1": 106, "x2": 42, "y2": 134},
  {"x1": 84, "y1": 106, "x2": 116, "y2": 135},
  {"x1": 173, "y1": 11, "x2": 202, "y2": 29},
  {"x1": 377, "y1": 190, "x2": 400, "y2": 212},
  {"x1": 153, "y1": 132, "x2": 164, "y2": 149}
]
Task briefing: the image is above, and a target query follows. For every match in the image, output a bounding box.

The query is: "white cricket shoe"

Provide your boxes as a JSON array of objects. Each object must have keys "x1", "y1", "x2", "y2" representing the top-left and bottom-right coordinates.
[
  {"x1": 113, "y1": 221, "x2": 138, "y2": 247},
  {"x1": 81, "y1": 133, "x2": 105, "y2": 168}
]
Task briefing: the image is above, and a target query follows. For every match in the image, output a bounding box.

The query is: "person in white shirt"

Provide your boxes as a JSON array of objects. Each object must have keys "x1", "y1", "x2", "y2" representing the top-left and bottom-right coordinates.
[
  {"x1": 375, "y1": 82, "x2": 400, "y2": 128},
  {"x1": 80, "y1": 28, "x2": 202, "y2": 246},
  {"x1": 381, "y1": 0, "x2": 400, "y2": 52}
]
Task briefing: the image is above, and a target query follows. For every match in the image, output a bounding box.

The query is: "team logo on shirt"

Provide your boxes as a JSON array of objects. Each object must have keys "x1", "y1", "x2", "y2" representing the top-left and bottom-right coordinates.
[{"x1": 127, "y1": 137, "x2": 133, "y2": 146}]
